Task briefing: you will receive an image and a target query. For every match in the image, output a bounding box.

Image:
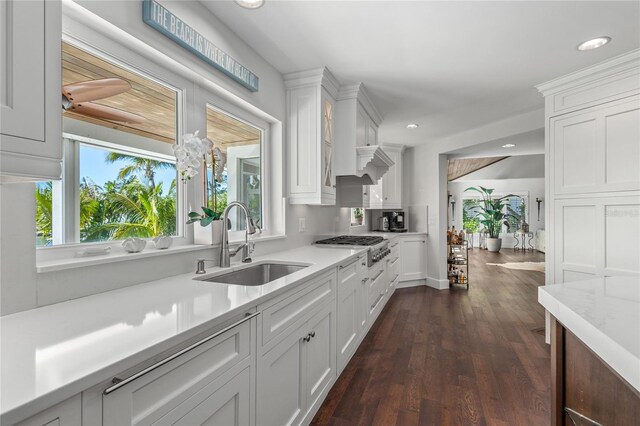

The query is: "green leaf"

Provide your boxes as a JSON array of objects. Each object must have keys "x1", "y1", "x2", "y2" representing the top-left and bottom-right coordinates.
[
  {"x1": 188, "y1": 211, "x2": 202, "y2": 219},
  {"x1": 200, "y1": 216, "x2": 214, "y2": 227},
  {"x1": 201, "y1": 206, "x2": 219, "y2": 219}
]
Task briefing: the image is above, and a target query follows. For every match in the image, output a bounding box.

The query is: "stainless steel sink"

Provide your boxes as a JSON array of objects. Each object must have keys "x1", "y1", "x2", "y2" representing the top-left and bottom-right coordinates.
[{"x1": 197, "y1": 263, "x2": 308, "y2": 286}]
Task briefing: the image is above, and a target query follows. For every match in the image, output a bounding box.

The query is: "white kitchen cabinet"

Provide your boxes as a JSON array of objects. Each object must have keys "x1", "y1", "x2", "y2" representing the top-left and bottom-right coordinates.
[
  {"x1": 400, "y1": 235, "x2": 427, "y2": 282},
  {"x1": 257, "y1": 300, "x2": 335, "y2": 426},
  {"x1": 304, "y1": 302, "x2": 335, "y2": 420},
  {"x1": 368, "y1": 145, "x2": 405, "y2": 209},
  {"x1": 387, "y1": 238, "x2": 401, "y2": 293},
  {"x1": 336, "y1": 254, "x2": 367, "y2": 373},
  {"x1": 285, "y1": 68, "x2": 340, "y2": 205},
  {"x1": 14, "y1": 394, "x2": 81, "y2": 426},
  {"x1": 0, "y1": 0, "x2": 62, "y2": 180},
  {"x1": 367, "y1": 260, "x2": 387, "y2": 324},
  {"x1": 537, "y1": 50, "x2": 640, "y2": 285},
  {"x1": 102, "y1": 314, "x2": 255, "y2": 426}
]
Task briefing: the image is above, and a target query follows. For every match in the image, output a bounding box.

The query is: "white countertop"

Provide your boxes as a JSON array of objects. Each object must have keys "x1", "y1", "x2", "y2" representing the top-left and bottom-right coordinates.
[
  {"x1": 0, "y1": 246, "x2": 364, "y2": 424},
  {"x1": 538, "y1": 276, "x2": 640, "y2": 392}
]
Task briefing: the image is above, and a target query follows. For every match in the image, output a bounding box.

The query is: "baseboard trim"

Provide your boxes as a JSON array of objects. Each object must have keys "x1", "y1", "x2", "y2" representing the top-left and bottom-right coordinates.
[
  {"x1": 426, "y1": 277, "x2": 449, "y2": 290},
  {"x1": 397, "y1": 279, "x2": 426, "y2": 289}
]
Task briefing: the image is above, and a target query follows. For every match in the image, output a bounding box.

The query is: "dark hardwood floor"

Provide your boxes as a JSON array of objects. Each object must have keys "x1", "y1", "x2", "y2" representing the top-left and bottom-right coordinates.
[{"x1": 312, "y1": 248, "x2": 549, "y2": 426}]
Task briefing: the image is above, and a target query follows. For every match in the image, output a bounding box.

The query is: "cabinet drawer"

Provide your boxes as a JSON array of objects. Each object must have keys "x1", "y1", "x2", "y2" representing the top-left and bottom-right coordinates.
[
  {"x1": 260, "y1": 270, "x2": 335, "y2": 347},
  {"x1": 389, "y1": 256, "x2": 400, "y2": 282},
  {"x1": 103, "y1": 317, "x2": 252, "y2": 426}
]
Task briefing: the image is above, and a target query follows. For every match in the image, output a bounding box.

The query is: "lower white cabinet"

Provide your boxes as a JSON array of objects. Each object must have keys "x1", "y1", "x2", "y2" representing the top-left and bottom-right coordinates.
[
  {"x1": 368, "y1": 261, "x2": 387, "y2": 323},
  {"x1": 336, "y1": 254, "x2": 367, "y2": 373},
  {"x1": 102, "y1": 314, "x2": 255, "y2": 426},
  {"x1": 257, "y1": 300, "x2": 335, "y2": 426},
  {"x1": 15, "y1": 394, "x2": 81, "y2": 426},
  {"x1": 400, "y1": 235, "x2": 427, "y2": 281}
]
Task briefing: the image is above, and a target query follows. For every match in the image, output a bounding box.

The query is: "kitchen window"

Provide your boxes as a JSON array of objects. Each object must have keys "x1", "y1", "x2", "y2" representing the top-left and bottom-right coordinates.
[
  {"x1": 36, "y1": 41, "x2": 181, "y2": 246},
  {"x1": 205, "y1": 104, "x2": 264, "y2": 234}
]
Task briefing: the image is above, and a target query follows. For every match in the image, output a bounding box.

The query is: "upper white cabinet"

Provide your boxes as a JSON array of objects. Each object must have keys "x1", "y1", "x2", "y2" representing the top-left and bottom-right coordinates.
[
  {"x1": 537, "y1": 49, "x2": 640, "y2": 284},
  {"x1": 551, "y1": 97, "x2": 640, "y2": 195},
  {"x1": 285, "y1": 68, "x2": 340, "y2": 205},
  {"x1": 0, "y1": 0, "x2": 62, "y2": 181},
  {"x1": 368, "y1": 145, "x2": 405, "y2": 209}
]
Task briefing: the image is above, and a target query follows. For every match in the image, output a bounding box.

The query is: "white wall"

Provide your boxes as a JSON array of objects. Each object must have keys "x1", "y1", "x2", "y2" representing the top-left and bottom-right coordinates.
[
  {"x1": 0, "y1": 0, "x2": 350, "y2": 315},
  {"x1": 447, "y1": 177, "x2": 545, "y2": 248},
  {"x1": 403, "y1": 109, "x2": 545, "y2": 289}
]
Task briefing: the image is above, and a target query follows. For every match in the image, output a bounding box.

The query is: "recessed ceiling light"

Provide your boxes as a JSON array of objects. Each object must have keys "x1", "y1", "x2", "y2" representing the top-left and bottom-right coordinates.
[
  {"x1": 502, "y1": 143, "x2": 516, "y2": 148},
  {"x1": 406, "y1": 124, "x2": 419, "y2": 129},
  {"x1": 577, "y1": 36, "x2": 611, "y2": 51},
  {"x1": 235, "y1": 0, "x2": 264, "y2": 9}
]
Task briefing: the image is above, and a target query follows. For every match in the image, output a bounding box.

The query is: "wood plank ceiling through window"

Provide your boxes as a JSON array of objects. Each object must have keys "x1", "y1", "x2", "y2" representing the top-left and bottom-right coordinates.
[
  {"x1": 62, "y1": 42, "x2": 177, "y2": 144},
  {"x1": 447, "y1": 156, "x2": 509, "y2": 181},
  {"x1": 206, "y1": 106, "x2": 260, "y2": 153}
]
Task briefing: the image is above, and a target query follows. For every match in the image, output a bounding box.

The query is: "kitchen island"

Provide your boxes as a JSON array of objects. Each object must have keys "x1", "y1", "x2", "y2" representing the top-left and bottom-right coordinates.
[{"x1": 538, "y1": 276, "x2": 640, "y2": 425}]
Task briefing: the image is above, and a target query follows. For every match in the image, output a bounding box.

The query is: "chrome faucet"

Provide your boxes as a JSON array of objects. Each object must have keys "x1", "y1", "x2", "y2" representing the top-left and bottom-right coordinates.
[{"x1": 219, "y1": 201, "x2": 259, "y2": 268}]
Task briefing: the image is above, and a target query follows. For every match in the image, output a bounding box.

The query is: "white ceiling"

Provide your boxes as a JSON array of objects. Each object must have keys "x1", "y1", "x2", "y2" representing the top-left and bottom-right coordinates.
[
  {"x1": 446, "y1": 128, "x2": 544, "y2": 159},
  {"x1": 201, "y1": 1, "x2": 640, "y2": 146}
]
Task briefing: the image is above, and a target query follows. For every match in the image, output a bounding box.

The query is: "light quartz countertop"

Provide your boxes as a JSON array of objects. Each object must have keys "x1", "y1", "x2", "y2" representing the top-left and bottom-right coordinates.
[
  {"x1": 538, "y1": 276, "x2": 640, "y2": 392},
  {"x1": 0, "y1": 245, "x2": 365, "y2": 424}
]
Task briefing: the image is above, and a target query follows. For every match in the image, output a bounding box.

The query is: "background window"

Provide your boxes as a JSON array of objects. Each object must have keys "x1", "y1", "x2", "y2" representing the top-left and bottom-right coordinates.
[{"x1": 462, "y1": 199, "x2": 481, "y2": 233}]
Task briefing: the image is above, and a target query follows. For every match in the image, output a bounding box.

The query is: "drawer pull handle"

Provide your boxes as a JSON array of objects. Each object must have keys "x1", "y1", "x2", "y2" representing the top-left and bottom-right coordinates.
[
  {"x1": 564, "y1": 407, "x2": 603, "y2": 426},
  {"x1": 303, "y1": 331, "x2": 315, "y2": 342},
  {"x1": 372, "y1": 270, "x2": 384, "y2": 281},
  {"x1": 391, "y1": 242, "x2": 399, "y2": 247},
  {"x1": 309, "y1": 331, "x2": 316, "y2": 338},
  {"x1": 103, "y1": 311, "x2": 260, "y2": 395},
  {"x1": 362, "y1": 278, "x2": 369, "y2": 283}
]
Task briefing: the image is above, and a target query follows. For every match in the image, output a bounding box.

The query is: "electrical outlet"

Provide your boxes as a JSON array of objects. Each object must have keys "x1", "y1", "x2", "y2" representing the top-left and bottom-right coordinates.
[{"x1": 299, "y1": 217, "x2": 306, "y2": 233}]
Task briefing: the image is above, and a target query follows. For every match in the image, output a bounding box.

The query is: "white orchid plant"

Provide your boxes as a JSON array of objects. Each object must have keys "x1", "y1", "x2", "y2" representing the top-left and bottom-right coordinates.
[
  {"x1": 172, "y1": 131, "x2": 213, "y2": 182},
  {"x1": 173, "y1": 131, "x2": 229, "y2": 226}
]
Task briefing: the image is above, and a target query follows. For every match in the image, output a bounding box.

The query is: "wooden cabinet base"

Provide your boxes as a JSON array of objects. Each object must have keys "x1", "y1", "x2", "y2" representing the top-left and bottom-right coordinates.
[{"x1": 551, "y1": 316, "x2": 640, "y2": 425}]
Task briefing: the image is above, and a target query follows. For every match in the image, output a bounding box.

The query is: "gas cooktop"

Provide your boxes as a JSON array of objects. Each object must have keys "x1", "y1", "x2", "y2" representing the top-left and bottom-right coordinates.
[{"x1": 315, "y1": 235, "x2": 384, "y2": 246}]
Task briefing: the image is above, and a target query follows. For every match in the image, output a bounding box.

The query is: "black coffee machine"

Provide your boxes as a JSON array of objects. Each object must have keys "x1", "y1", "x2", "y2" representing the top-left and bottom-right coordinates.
[{"x1": 383, "y1": 211, "x2": 407, "y2": 232}]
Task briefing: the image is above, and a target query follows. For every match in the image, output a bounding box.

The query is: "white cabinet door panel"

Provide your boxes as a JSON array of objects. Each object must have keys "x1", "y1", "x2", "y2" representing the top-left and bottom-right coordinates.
[
  {"x1": 15, "y1": 395, "x2": 81, "y2": 426},
  {"x1": 304, "y1": 302, "x2": 335, "y2": 417},
  {"x1": 258, "y1": 326, "x2": 305, "y2": 426},
  {"x1": 552, "y1": 97, "x2": 640, "y2": 195},
  {"x1": 337, "y1": 259, "x2": 359, "y2": 372},
  {"x1": 400, "y1": 236, "x2": 427, "y2": 281},
  {"x1": 604, "y1": 107, "x2": 640, "y2": 186},
  {"x1": 0, "y1": 0, "x2": 45, "y2": 142},
  {"x1": 103, "y1": 319, "x2": 251, "y2": 426},
  {"x1": 154, "y1": 366, "x2": 251, "y2": 426}
]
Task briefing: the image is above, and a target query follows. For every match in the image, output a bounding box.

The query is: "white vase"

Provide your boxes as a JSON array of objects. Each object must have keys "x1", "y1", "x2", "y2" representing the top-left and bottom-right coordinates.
[
  {"x1": 487, "y1": 237, "x2": 502, "y2": 252},
  {"x1": 194, "y1": 220, "x2": 223, "y2": 245}
]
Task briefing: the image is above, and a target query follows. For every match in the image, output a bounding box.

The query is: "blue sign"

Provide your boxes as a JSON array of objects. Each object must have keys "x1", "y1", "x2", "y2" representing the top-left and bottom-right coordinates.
[{"x1": 142, "y1": 0, "x2": 259, "y2": 92}]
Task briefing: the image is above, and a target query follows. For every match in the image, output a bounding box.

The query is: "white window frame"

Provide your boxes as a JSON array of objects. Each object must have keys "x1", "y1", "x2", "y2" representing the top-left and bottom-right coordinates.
[
  {"x1": 38, "y1": 5, "x2": 286, "y2": 263},
  {"x1": 202, "y1": 99, "x2": 275, "y2": 243}
]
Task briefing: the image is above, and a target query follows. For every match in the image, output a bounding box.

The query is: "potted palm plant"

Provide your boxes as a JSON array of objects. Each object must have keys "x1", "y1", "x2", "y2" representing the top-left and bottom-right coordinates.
[{"x1": 464, "y1": 186, "x2": 517, "y2": 252}]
